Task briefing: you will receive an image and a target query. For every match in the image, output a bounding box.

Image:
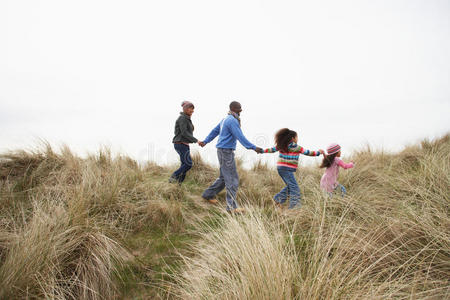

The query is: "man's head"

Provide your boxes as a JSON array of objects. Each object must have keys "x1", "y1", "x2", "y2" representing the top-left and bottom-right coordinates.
[{"x1": 229, "y1": 101, "x2": 242, "y2": 115}]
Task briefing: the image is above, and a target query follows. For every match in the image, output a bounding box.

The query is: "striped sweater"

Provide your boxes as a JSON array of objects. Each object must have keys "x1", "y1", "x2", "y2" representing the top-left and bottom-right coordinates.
[{"x1": 264, "y1": 142, "x2": 321, "y2": 170}]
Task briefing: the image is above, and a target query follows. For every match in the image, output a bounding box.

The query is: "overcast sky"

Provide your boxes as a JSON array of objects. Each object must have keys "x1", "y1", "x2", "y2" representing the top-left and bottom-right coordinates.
[{"x1": 1, "y1": 0, "x2": 449, "y2": 167}]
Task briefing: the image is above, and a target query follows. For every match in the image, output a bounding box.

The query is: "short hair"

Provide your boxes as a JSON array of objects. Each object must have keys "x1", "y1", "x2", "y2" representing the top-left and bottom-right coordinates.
[{"x1": 229, "y1": 101, "x2": 241, "y2": 110}]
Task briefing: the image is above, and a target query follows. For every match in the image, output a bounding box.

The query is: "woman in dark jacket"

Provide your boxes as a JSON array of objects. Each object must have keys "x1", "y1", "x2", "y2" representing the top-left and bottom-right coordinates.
[{"x1": 169, "y1": 101, "x2": 200, "y2": 184}]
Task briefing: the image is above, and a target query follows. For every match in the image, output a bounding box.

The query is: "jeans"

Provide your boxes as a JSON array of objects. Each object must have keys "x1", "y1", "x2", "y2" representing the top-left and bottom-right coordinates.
[
  {"x1": 171, "y1": 143, "x2": 192, "y2": 183},
  {"x1": 202, "y1": 148, "x2": 239, "y2": 210},
  {"x1": 274, "y1": 168, "x2": 301, "y2": 209}
]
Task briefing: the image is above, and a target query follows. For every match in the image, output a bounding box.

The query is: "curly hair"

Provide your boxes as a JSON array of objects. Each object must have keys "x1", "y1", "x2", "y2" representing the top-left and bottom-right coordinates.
[{"x1": 275, "y1": 128, "x2": 297, "y2": 153}]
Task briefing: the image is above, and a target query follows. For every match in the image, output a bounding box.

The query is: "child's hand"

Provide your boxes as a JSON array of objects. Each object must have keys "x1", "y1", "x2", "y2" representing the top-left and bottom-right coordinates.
[{"x1": 319, "y1": 149, "x2": 325, "y2": 155}]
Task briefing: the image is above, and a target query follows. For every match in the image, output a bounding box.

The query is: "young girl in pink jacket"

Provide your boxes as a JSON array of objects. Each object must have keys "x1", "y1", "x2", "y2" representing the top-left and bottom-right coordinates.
[{"x1": 320, "y1": 143, "x2": 354, "y2": 196}]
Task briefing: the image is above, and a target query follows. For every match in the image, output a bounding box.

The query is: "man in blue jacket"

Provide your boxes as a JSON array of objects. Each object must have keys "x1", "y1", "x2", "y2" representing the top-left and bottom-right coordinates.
[{"x1": 199, "y1": 101, "x2": 263, "y2": 213}]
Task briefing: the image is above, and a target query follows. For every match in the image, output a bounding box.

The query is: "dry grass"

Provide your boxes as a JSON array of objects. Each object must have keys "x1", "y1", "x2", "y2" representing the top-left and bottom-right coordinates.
[
  {"x1": 0, "y1": 199, "x2": 129, "y2": 300},
  {"x1": 0, "y1": 134, "x2": 449, "y2": 299},
  {"x1": 170, "y1": 209, "x2": 299, "y2": 299},
  {"x1": 0, "y1": 144, "x2": 189, "y2": 299},
  {"x1": 189, "y1": 152, "x2": 219, "y2": 185},
  {"x1": 169, "y1": 134, "x2": 450, "y2": 299}
]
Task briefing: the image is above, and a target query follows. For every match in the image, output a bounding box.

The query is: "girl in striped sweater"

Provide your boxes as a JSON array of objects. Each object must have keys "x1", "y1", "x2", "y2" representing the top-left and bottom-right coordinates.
[{"x1": 263, "y1": 128, "x2": 324, "y2": 209}]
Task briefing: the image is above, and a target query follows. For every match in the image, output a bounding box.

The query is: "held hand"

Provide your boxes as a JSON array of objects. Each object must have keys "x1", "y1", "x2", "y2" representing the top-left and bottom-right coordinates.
[
  {"x1": 254, "y1": 147, "x2": 263, "y2": 154},
  {"x1": 319, "y1": 149, "x2": 325, "y2": 155},
  {"x1": 198, "y1": 141, "x2": 206, "y2": 147}
]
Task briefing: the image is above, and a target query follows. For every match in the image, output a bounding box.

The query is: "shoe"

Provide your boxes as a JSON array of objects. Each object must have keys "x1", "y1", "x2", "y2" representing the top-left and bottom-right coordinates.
[
  {"x1": 274, "y1": 202, "x2": 282, "y2": 209},
  {"x1": 204, "y1": 198, "x2": 218, "y2": 204},
  {"x1": 168, "y1": 177, "x2": 178, "y2": 183},
  {"x1": 230, "y1": 207, "x2": 245, "y2": 214}
]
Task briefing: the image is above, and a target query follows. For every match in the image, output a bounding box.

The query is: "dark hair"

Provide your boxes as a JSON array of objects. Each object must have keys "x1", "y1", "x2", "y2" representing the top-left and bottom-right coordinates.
[
  {"x1": 229, "y1": 101, "x2": 241, "y2": 110},
  {"x1": 275, "y1": 128, "x2": 297, "y2": 153},
  {"x1": 320, "y1": 153, "x2": 338, "y2": 168}
]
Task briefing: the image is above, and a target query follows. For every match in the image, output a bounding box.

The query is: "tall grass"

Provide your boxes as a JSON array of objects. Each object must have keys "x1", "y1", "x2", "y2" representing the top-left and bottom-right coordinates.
[
  {"x1": 171, "y1": 209, "x2": 299, "y2": 299},
  {"x1": 0, "y1": 135, "x2": 448, "y2": 299},
  {"x1": 0, "y1": 145, "x2": 188, "y2": 299},
  {"x1": 0, "y1": 199, "x2": 129, "y2": 299},
  {"x1": 170, "y1": 134, "x2": 450, "y2": 299}
]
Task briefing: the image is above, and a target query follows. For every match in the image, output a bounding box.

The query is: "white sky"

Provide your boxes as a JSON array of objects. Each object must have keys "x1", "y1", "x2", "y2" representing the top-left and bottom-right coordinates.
[{"x1": 1, "y1": 0, "x2": 449, "y2": 167}]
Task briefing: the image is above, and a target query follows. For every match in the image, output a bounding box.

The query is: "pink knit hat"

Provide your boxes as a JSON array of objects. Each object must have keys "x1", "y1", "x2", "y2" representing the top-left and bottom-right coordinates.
[
  {"x1": 326, "y1": 143, "x2": 341, "y2": 155},
  {"x1": 181, "y1": 101, "x2": 194, "y2": 109}
]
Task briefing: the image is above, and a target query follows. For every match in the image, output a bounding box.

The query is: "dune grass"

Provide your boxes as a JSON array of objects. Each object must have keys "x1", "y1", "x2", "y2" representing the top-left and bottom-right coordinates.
[{"x1": 0, "y1": 135, "x2": 449, "y2": 299}]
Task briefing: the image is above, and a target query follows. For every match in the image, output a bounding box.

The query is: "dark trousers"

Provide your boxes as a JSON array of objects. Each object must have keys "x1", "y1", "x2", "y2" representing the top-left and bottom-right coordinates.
[{"x1": 171, "y1": 143, "x2": 192, "y2": 183}]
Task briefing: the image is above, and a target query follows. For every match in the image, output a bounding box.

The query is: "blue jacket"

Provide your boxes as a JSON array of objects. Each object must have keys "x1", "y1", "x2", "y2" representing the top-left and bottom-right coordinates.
[{"x1": 203, "y1": 115, "x2": 256, "y2": 150}]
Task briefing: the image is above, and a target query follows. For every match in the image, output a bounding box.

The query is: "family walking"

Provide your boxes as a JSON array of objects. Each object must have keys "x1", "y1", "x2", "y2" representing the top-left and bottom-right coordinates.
[{"x1": 170, "y1": 101, "x2": 354, "y2": 213}]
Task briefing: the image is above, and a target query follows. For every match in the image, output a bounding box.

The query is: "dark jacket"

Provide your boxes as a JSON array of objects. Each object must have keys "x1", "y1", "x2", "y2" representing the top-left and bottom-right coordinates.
[{"x1": 172, "y1": 112, "x2": 198, "y2": 144}]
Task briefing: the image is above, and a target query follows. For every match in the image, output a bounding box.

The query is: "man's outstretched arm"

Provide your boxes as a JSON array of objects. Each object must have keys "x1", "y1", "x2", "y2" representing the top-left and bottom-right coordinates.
[{"x1": 202, "y1": 123, "x2": 221, "y2": 145}]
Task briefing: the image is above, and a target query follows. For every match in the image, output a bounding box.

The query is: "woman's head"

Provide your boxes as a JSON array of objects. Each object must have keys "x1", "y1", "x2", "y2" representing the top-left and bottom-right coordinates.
[
  {"x1": 275, "y1": 128, "x2": 297, "y2": 152},
  {"x1": 181, "y1": 101, "x2": 195, "y2": 116}
]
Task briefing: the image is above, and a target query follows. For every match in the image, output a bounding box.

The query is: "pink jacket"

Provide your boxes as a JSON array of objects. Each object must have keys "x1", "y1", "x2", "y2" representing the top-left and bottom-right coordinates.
[{"x1": 320, "y1": 157, "x2": 354, "y2": 193}]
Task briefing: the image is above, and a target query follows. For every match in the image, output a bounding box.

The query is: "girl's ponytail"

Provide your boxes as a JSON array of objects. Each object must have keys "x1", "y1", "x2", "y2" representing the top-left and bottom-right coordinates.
[
  {"x1": 320, "y1": 143, "x2": 341, "y2": 168},
  {"x1": 320, "y1": 153, "x2": 338, "y2": 168}
]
